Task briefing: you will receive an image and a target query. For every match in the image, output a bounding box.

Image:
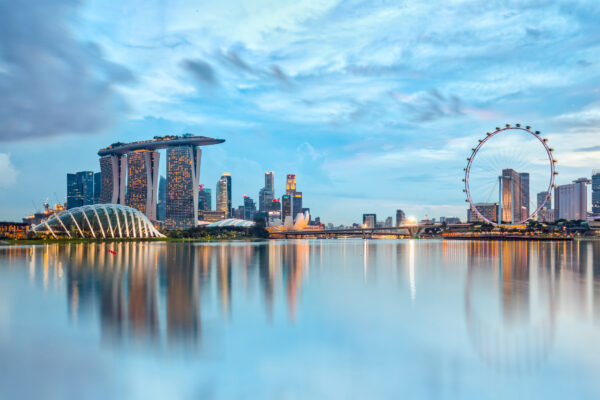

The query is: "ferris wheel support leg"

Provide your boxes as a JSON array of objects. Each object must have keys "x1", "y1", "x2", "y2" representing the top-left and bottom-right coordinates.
[{"x1": 498, "y1": 176, "x2": 503, "y2": 224}]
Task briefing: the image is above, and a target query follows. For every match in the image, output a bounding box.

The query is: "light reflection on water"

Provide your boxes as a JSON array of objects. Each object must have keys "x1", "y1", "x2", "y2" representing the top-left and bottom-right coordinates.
[{"x1": 1, "y1": 239, "x2": 600, "y2": 399}]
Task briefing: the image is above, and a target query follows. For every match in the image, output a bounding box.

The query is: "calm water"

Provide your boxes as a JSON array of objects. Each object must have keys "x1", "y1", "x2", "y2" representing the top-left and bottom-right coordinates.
[{"x1": 1, "y1": 239, "x2": 599, "y2": 399}]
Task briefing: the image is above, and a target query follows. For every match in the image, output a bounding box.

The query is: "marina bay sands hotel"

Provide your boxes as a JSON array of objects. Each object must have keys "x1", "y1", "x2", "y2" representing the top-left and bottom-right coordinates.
[{"x1": 98, "y1": 134, "x2": 224, "y2": 229}]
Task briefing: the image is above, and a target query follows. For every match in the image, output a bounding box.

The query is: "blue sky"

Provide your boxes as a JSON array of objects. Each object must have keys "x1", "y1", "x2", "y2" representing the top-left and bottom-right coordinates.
[{"x1": 1, "y1": 0, "x2": 600, "y2": 224}]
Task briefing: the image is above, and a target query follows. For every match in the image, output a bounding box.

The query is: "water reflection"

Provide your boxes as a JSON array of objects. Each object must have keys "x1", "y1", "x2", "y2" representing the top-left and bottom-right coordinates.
[
  {"x1": 2, "y1": 240, "x2": 600, "y2": 381},
  {"x1": 1, "y1": 242, "x2": 312, "y2": 350}
]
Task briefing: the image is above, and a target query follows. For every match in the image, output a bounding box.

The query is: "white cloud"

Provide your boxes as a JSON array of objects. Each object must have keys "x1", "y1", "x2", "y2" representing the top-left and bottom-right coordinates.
[{"x1": 0, "y1": 154, "x2": 18, "y2": 187}]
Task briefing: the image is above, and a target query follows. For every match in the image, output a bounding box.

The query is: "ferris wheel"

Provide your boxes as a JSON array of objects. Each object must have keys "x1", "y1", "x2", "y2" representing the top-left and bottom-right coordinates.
[{"x1": 464, "y1": 124, "x2": 557, "y2": 225}]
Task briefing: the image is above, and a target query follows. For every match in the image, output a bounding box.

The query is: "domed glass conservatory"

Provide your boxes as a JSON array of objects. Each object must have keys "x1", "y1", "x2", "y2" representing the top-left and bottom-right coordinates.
[{"x1": 32, "y1": 204, "x2": 164, "y2": 239}]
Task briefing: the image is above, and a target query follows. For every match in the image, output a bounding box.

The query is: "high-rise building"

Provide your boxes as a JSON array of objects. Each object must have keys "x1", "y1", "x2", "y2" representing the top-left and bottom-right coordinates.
[
  {"x1": 537, "y1": 191, "x2": 551, "y2": 209},
  {"x1": 267, "y1": 199, "x2": 281, "y2": 223},
  {"x1": 395, "y1": 209, "x2": 406, "y2": 226},
  {"x1": 536, "y1": 190, "x2": 553, "y2": 223},
  {"x1": 233, "y1": 205, "x2": 245, "y2": 219},
  {"x1": 126, "y1": 150, "x2": 160, "y2": 220},
  {"x1": 216, "y1": 173, "x2": 232, "y2": 218},
  {"x1": 384, "y1": 217, "x2": 393, "y2": 227},
  {"x1": 198, "y1": 185, "x2": 212, "y2": 212},
  {"x1": 259, "y1": 187, "x2": 274, "y2": 213},
  {"x1": 592, "y1": 170, "x2": 600, "y2": 216},
  {"x1": 520, "y1": 172, "x2": 530, "y2": 221},
  {"x1": 165, "y1": 146, "x2": 202, "y2": 229},
  {"x1": 500, "y1": 169, "x2": 522, "y2": 223},
  {"x1": 243, "y1": 196, "x2": 256, "y2": 221},
  {"x1": 157, "y1": 176, "x2": 166, "y2": 221},
  {"x1": 281, "y1": 195, "x2": 291, "y2": 220},
  {"x1": 363, "y1": 214, "x2": 376, "y2": 228},
  {"x1": 467, "y1": 203, "x2": 498, "y2": 223},
  {"x1": 99, "y1": 154, "x2": 127, "y2": 204},
  {"x1": 67, "y1": 171, "x2": 94, "y2": 209},
  {"x1": 259, "y1": 171, "x2": 276, "y2": 213},
  {"x1": 286, "y1": 174, "x2": 296, "y2": 194},
  {"x1": 265, "y1": 171, "x2": 274, "y2": 193},
  {"x1": 293, "y1": 192, "x2": 303, "y2": 219},
  {"x1": 93, "y1": 172, "x2": 102, "y2": 204},
  {"x1": 554, "y1": 178, "x2": 588, "y2": 220}
]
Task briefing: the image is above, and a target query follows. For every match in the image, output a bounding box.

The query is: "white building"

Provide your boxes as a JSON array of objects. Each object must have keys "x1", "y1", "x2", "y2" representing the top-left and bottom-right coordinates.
[{"x1": 554, "y1": 178, "x2": 589, "y2": 220}]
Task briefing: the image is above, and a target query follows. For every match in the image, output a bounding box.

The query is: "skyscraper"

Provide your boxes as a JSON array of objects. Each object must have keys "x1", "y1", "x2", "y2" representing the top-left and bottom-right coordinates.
[
  {"x1": 363, "y1": 214, "x2": 376, "y2": 228},
  {"x1": 99, "y1": 154, "x2": 127, "y2": 204},
  {"x1": 67, "y1": 171, "x2": 94, "y2": 209},
  {"x1": 281, "y1": 195, "x2": 291, "y2": 220},
  {"x1": 519, "y1": 172, "x2": 530, "y2": 221},
  {"x1": 93, "y1": 172, "x2": 102, "y2": 204},
  {"x1": 243, "y1": 195, "x2": 256, "y2": 221},
  {"x1": 157, "y1": 176, "x2": 166, "y2": 221},
  {"x1": 554, "y1": 178, "x2": 588, "y2": 220},
  {"x1": 293, "y1": 192, "x2": 303, "y2": 218},
  {"x1": 126, "y1": 150, "x2": 160, "y2": 220},
  {"x1": 97, "y1": 135, "x2": 224, "y2": 224},
  {"x1": 198, "y1": 185, "x2": 212, "y2": 212},
  {"x1": 286, "y1": 174, "x2": 296, "y2": 194},
  {"x1": 500, "y1": 169, "x2": 522, "y2": 223},
  {"x1": 537, "y1": 191, "x2": 551, "y2": 209},
  {"x1": 592, "y1": 170, "x2": 600, "y2": 216},
  {"x1": 259, "y1": 171, "x2": 275, "y2": 213},
  {"x1": 395, "y1": 209, "x2": 406, "y2": 226},
  {"x1": 265, "y1": 171, "x2": 274, "y2": 193},
  {"x1": 216, "y1": 173, "x2": 232, "y2": 218},
  {"x1": 165, "y1": 146, "x2": 202, "y2": 229},
  {"x1": 536, "y1": 190, "x2": 553, "y2": 223}
]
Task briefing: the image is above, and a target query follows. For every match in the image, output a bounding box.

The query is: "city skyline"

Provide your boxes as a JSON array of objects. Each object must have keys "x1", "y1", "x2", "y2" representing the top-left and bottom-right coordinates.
[{"x1": 1, "y1": 1, "x2": 600, "y2": 224}]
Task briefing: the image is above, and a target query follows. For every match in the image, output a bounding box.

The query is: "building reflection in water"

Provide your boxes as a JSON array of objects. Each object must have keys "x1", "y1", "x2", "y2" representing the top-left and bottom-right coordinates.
[
  {"x1": 7, "y1": 241, "x2": 311, "y2": 349},
  {"x1": 461, "y1": 240, "x2": 556, "y2": 375}
]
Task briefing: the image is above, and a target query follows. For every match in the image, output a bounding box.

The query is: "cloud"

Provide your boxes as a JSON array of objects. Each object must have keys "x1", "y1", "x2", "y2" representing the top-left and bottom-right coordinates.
[
  {"x1": 391, "y1": 89, "x2": 464, "y2": 122},
  {"x1": 0, "y1": 154, "x2": 18, "y2": 187},
  {"x1": 0, "y1": 0, "x2": 133, "y2": 142},
  {"x1": 216, "y1": 49, "x2": 253, "y2": 72},
  {"x1": 574, "y1": 145, "x2": 600, "y2": 152},
  {"x1": 269, "y1": 65, "x2": 290, "y2": 85},
  {"x1": 181, "y1": 59, "x2": 218, "y2": 85}
]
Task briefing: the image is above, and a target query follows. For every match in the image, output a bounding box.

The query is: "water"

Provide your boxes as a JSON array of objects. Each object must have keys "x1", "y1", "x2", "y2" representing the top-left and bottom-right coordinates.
[{"x1": 0, "y1": 239, "x2": 599, "y2": 399}]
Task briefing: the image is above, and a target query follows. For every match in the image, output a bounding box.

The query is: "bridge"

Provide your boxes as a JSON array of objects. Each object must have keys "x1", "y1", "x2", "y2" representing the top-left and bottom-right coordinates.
[{"x1": 269, "y1": 225, "x2": 431, "y2": 239}]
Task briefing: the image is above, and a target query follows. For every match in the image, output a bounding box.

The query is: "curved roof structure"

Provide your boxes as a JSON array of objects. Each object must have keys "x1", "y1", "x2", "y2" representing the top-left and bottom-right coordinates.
[
  {"x1": 32, "y1": 204, "x2": 164, "y2": 239},
  {"x1": 206, "y1": 219, "x2": 256, "y2": 228},
  {"x1": 98, "y1": 134, "x2": 225, "y2": 156}
]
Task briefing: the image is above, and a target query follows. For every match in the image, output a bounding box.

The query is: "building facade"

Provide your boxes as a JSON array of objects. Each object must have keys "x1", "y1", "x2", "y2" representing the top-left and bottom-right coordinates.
[
  {"x1": 93, "y1": 172, "x2": 102, "y2": 204},
  {"x1": 555, "y1": 178, "x2": 588, "y2": 220},
  {"x1": 99, "y1": 154, "x2": 127, "y2": 204},
  {"x1": 157, "y1": 176, "x2": 166, "y2": 221},
  {"x1": 520, "y1": 172, "x2": 530, "y2": 221},
  {"x1": 165, "y1": 147, "x2": 202, "y2": 229},
  {"x1": 216, "y1": 173, "x2": 232, "y2": 218},
  {"x1": 198, "y1": 185, "x2": 212, "y2": 213},
  {"x1": 243, "y1": 196, "x2": 256, "y2": 221},
  {"x1": 593, "y1": 170, "x2": 600, "y2": 216},
  {"x1": 536, "y1": 190, "x2": 553, "y2": 223},
  {"x1": 500, "y1": 169, "x2": 523, "y2": 223},
  {"x1": 363, "y1": 213, "x2": 376, "y2": 228},
  {"x1": 126, "y1": 150, "x2": 160, "y2": 220},
  {"x1": 396, "y1": 209, "x2": 406, "y2": 226},
  {"x1": 67, "y1": 171, "x2": 94, "y2": 209},
  {"x1": 467, "y1": 203, "x2": 498, "y2": 223}
]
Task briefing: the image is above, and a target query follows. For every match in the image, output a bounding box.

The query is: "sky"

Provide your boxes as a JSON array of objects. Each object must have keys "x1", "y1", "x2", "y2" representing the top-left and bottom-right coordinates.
[{"x1": 1, "y1": 0, "x2": 599, "y2": 224}]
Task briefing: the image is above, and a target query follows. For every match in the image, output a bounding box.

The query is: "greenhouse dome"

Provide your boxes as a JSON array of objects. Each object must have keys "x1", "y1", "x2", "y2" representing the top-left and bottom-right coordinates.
[{"x1": 32, "y1": 204, "x2": 164, "y2": 239}]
